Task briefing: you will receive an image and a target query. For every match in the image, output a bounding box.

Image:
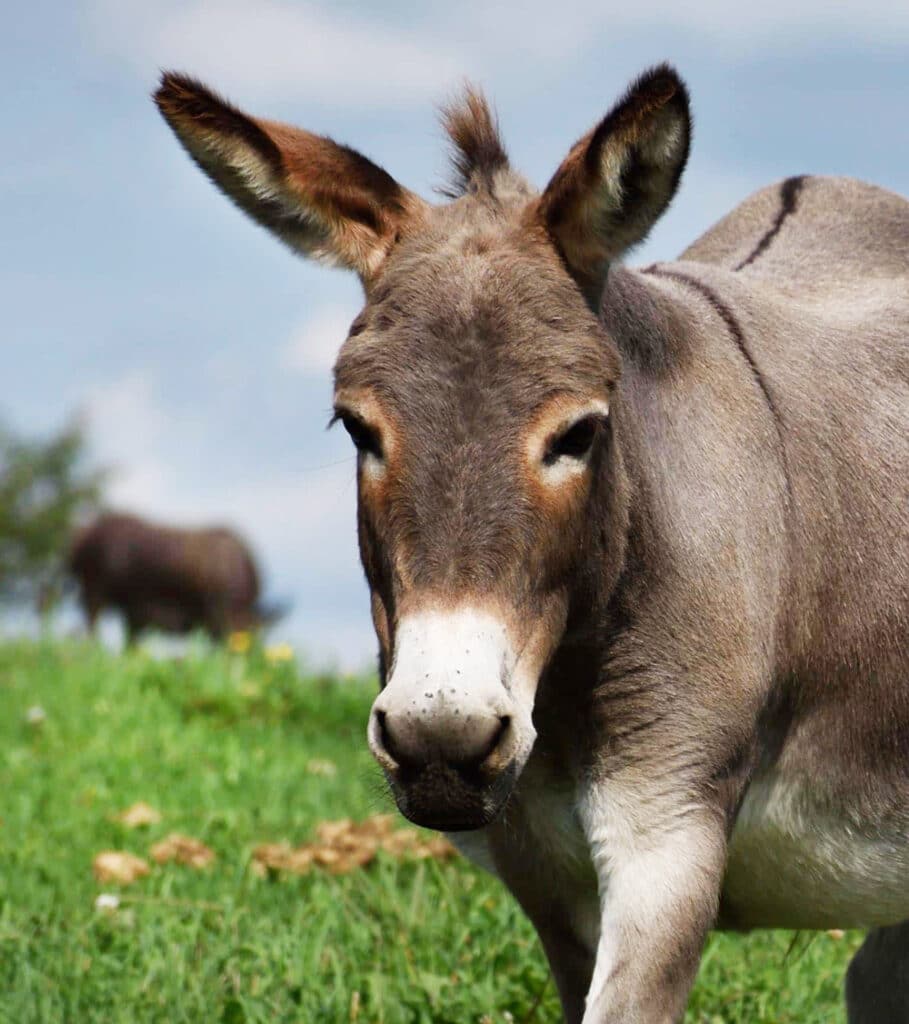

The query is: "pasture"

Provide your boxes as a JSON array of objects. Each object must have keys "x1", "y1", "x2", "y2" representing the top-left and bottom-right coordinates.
[{"x1": 1, "y1": 640, "x2": 860, "y2": 1022}]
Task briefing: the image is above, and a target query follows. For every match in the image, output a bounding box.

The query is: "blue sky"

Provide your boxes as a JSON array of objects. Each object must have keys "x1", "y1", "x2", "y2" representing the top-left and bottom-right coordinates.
[{"x1": 4, "y1": 1, "x2": 908, "y2": 666}]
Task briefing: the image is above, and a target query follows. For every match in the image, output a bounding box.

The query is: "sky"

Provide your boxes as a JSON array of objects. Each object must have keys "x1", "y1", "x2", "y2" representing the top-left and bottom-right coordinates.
[{"x1": 3, "y1": 1, "x2": 908, "y2": 667}]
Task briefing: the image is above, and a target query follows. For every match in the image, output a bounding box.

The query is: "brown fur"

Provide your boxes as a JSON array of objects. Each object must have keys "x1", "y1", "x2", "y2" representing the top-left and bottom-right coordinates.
[
  {"x1": 68, "y1": 512, "x2": 270, "y2": 643},
  {"x1": 154, "y1": 72, "x2": 427, "y2": 284},
  {"x1": 156, "y1": 66, "x2": 909, "y2": 1023},
  {"x1": 439, "y1": 85, "x2": 510, "y2": 198}
]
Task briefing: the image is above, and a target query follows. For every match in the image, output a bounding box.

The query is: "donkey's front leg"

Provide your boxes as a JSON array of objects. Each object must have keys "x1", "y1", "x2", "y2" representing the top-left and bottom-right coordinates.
[{"x1": 579, "y1": 785, "x2": 726, "y2": 1023}]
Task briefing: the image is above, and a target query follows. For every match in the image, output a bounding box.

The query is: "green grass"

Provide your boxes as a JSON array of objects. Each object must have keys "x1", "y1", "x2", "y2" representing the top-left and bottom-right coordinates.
[{"x1": 0, "y1": 639, "x2": 862, "y2": 1023}]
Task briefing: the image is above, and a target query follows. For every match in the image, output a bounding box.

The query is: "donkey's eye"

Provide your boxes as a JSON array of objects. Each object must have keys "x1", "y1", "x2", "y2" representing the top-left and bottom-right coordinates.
[
  {"x1": 544, "y1": 416, "x2": 600, "y2": 465},
  {"x1": 340, "y1": 413, "x2": 383, "y2": 460}
]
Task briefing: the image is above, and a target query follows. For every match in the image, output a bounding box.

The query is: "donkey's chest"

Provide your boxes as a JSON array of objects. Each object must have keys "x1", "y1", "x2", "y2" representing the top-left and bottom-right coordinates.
[
  {"x1": 455, "y1": 762, "x2": 909, "y2": 937},
  {"x1": 449, "y1": 765, "x2": 601, "y2": 949},
  {"x1": 519, "y1": 774, "x2": 596, "y2": 881},
  {"x1": 452, "y1": 771, "x2": 594, "y2": 880}
]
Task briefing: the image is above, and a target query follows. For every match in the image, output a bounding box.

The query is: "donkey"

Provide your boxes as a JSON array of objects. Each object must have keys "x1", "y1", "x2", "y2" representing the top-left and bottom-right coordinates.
[
  {"x1": 69, "y1": 511, "x2": 278, "y2": 644},
  {"x1": 155, "y1": 64, "x2": 909, "y2": 1022}
]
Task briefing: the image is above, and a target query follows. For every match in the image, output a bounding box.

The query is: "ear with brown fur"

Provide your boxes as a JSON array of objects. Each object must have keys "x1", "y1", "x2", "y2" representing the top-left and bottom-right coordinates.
[
  {"x1": 154, "y1": 72, "x2": 426, "y2": 285},
  {"x1": 534, "y1": 64, "x2": 691, "y2": 300}
]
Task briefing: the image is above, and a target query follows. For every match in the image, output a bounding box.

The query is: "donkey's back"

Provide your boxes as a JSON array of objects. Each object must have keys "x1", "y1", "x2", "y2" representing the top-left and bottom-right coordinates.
[{"x1": 683, "y1": 174, "x2": 909, "y2": 289}]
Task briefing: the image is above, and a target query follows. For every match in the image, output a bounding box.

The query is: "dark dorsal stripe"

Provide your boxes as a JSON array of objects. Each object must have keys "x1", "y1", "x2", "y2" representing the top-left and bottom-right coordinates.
[
  {"x1": 734, "y1": 176, "x2": 807, "y2": 272},
  {"x1": 646, "y1": 267, "x2": 794, "y2": 506}
]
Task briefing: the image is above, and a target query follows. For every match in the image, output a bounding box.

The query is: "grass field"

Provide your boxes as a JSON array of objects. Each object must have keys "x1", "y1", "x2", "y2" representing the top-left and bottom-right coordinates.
[{"x1": 0, "y1": 639, "x2": 862, "y2": 1023}]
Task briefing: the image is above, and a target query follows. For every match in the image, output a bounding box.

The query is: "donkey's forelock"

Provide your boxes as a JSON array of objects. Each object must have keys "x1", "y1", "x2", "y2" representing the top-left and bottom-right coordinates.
[{"x1": 438, "y1": 85, "x2": 531, "y2": 203}]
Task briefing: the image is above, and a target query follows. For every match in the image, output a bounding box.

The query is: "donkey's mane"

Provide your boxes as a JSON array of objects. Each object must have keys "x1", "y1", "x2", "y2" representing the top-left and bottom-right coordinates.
[{"x1": 439, "y1": 85, "x2": 510, "y2": 199}]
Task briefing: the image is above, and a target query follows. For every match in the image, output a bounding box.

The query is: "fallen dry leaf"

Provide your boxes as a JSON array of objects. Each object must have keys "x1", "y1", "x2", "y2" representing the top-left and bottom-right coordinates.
[
  {"x1": 306, "y1": 758, "x2": 337, "y2": 777},
  {"x1": 250, "y1": 843, "x2": 315, "y2": 877},
  {"x1": 826, "y1": 929, "x2": 846, "y2": 940},
  {"x1": 150, "y1": 833, "x2": 215, "y2": 869},
  {"x1": 314, "y1": 843, "x2": 375, "y2": 874},
  {"x1": 92, "y1": 850, "x2": 150, "y2": 885},
  {"x1": 251, "y1": 815, "x2": 457, "y2": 877},
  {"x1": 115, "y1": 802, "x2": 162, "y2": 828},
  {"x1": 251, "y1": 842, "x2": 320, "y2": 876},
  {"x1": 382, "y1": 830, "x2": 456, "y2": 860}
]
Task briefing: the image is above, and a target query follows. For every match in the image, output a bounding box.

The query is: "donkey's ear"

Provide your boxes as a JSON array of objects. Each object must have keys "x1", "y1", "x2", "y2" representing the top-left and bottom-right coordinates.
[
  {"x1": 534, "y1": 65, "x2": 690, "y2": 300},
  {"x1": 154, "y1": 72, "x2": 426, "y2": 285}
]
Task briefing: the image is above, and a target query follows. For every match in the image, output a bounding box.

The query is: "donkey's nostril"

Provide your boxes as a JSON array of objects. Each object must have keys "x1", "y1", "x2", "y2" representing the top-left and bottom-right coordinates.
[
  {"x1": 472, "y1": 714, "x2": 510, "y2": 765},
  {"x1": 376, "y1": 707, "x2": 427, "y2": 771},
  {"x1": 442, "y1": 712, "x2": 511, "y2": 770},
  {"x1": 375, "y1": 709, "x2": 400, "y2": 764}
]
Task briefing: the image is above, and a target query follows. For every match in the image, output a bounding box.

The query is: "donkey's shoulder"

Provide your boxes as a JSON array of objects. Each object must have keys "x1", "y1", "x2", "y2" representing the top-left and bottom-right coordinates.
[{"x1": 677, "y1": 175, "x2": 909, "y2": 286}]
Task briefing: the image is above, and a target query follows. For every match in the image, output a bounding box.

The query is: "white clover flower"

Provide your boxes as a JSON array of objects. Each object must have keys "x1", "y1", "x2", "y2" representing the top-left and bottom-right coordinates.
[{"x1": 25, "y1": 705, "x2": 46, "y2": 726}]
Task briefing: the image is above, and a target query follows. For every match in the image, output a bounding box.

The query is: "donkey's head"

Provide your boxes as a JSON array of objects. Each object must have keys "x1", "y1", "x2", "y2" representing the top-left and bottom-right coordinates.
[{"x1": 156, "y1": 66, "x2": 690, "y2": 829}]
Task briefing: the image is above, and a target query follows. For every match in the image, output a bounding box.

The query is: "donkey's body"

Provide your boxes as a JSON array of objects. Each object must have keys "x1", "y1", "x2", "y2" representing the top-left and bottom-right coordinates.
[
  {"x1": 449, "y1": 173, "x2": 909, "y2": 1018},
  {"x1": 679, "y1": 175, "x2": 909, "y2": 930},
  {"x1": 156, "y1": 66, "x2": 909, "y2": 1022},
  {"x1": 69, "y1": 512, "x2": 274, "y2": 643}
]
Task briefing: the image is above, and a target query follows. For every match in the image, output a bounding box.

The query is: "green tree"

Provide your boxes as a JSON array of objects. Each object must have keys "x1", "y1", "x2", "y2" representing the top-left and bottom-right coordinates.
[{"x1": 0, "y1": 419, "x2": 105, "y2": 611}]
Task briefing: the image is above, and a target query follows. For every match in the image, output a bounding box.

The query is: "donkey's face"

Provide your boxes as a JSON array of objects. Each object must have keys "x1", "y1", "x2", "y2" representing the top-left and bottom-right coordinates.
[
  {"x1": 156, "y1": 65, "x2": 690, "y2": 829},
  {"x1": 334, "y1": 221, "x2": 620, "y2": 827}
]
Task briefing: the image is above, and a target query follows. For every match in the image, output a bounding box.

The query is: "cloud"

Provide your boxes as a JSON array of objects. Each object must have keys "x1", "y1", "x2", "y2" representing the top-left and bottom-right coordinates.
[
  {"x1": 440, "y1": 0, "x2": 909, "y2": 59},
  {"x1": 85, "y1": 368, "x2": 357, "y2": 552},
  {"x1": 85, "y1": 0, "x2": 907, "y2": 131},
  {"x1": 640, "y1": 0, "x2": 907, "y2": 43},
  {"x1": 85, "y1": 0, "x2": 467, "y2": 108},
  {"x1": 85, "y1": 370, "x2": 172, "y2": 510},
  {"x1": 196, "y1": 466, "x2": 360, "y2": 571},
  {"x1": 282, "y1": 305, "x2": 357, "y2": 375}
]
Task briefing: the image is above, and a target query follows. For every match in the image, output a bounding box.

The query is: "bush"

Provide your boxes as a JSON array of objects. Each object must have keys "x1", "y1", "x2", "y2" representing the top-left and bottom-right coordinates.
[{"x1": 0, "y1": 418, "x2": 105, "y2": 610}]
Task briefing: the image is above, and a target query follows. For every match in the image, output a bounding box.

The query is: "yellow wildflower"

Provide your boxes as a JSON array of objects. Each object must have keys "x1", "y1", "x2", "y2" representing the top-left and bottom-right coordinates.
[
  {"x1": 265, "y1": 642, "x2": 294, "y2": 664},
  {"x1": 228, "y1": 630, "x2": 252, "y2": 654}
]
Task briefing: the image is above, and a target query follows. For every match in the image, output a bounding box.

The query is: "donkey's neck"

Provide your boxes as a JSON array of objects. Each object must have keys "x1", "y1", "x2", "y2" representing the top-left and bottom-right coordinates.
[
  {"x1": 600, "y1": 264, "x2": 697, "y2": 378},
  {"x1": 588, "y1": 263, "x2": 707, "y2": 640}
]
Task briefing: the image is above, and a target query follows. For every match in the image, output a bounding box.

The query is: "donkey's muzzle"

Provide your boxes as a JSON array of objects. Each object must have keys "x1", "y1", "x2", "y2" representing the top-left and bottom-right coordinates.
[
  {"x1": 367, "y1": 606, "x2": 534, "y2": 830},
  {"x1": 388, "y1": 757, "x2": 518, "y2": 832},
  {"x1": 368, "y1": 700, "x2": 518, "y2": 831}
]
